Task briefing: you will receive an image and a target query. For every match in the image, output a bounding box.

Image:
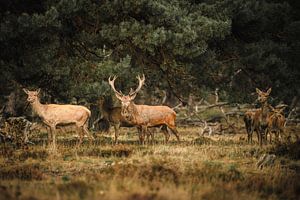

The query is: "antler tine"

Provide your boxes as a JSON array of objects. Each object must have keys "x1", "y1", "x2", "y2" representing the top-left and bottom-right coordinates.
[
  {"x1": 108, "y1": 75, "x2": 123, "y2": 96},
  {"x1": 129, "y1": 74, "x2": 145, "y2": 96}
]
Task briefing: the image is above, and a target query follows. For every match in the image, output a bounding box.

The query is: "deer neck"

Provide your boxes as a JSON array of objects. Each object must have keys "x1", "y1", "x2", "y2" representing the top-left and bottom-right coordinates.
[
  {"x1": 31, "y1": 98, "x2": 46, "y2": 118},
  {"x1": 260, "y1": 101, "x2": 270, "y2": 120},
  {"x1": 127, "y1": 102, "x2": 139, "y2": 123}
]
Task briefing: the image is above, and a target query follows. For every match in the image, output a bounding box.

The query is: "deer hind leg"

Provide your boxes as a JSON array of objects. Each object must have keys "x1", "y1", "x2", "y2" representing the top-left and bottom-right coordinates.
[
  {"x1": 168, "y1": 124, "x2": 180, "y2": 142},
  {"x1": 83, "y1": 122, "x2": 94, "y2": 142},
  {"x1": 161, "y1": 125, "x2": 170, "y2": 144},
  {"x1": 146, "y1": 128, "x2": 154, "y2": 145},
  {"x1": 75, "y1": 124, "x2": 84, "y2": 147}
]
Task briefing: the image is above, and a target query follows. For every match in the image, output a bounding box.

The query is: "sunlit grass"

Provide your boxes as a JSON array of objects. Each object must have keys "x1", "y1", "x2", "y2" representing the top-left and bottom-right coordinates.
[{"x1": 0, "y1": 126, "x2": 299, "y2": 200}]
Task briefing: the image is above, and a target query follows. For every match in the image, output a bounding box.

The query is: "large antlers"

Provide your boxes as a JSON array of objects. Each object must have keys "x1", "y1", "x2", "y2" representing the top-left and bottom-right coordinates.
[
  {"x1": 129, "y1": 74, "x2": 145, "y2": 98},
  {"x1": 108, "y1": 74, "x2": 145, "y2": 100},
  {"x1": 108, "y1": 76, "x2": 123, "y2": 99}
]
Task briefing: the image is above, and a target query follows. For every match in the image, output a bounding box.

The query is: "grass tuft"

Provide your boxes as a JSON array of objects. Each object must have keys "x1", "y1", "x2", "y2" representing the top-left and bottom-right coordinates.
[{"x1": 0, "y1": 163, "x2": 44, "y2": 180}]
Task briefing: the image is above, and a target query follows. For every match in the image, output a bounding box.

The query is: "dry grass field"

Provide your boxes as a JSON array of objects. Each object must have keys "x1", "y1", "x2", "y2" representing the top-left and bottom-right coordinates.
[{"x1": 0, "y1": 125, "x2": 300, "y2": 200}]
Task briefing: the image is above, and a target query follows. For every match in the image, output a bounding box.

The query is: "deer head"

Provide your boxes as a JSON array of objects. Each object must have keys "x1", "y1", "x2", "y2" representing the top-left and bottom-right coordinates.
[
  {"x1": 256, "y1": 88, "x2": 271, "y2": 104},
  {"x1": 23, "y1": 88, "x2": 41, "y2": 103},
  {"x1": 108, "y1": 74, "x2": 145, "y2": 119},
  {"x1": 269, "y1": 105, "x2": 285, "y2": 115}
]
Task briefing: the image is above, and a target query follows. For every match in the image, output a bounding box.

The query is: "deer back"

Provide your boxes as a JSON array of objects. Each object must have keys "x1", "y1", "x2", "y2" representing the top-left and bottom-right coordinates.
[
  {"x1": 130, "y1": 104, "x2": 176, "y2": 126},
  {"x1": 41, "y1": 104, "x2": 90, "y2": 124}
]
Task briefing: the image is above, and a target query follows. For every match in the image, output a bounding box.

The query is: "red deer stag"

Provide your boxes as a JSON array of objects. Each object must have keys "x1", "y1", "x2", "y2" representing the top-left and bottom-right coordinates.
[
  {"x1": 267, "y1": 105, "x2": 286, "y2": 143},
  {"x1": 108, "y1": 75, "x2": 179, "y2": 144},
  {"x1": 23, "y1": 88, "x2": 93, "y2": 150},
  {"x1": 251, "y1": 88, "x2": 272, "y2": 146},
  {"x1": 97, "y1": 97, "x2": 154, "y2": 144}
]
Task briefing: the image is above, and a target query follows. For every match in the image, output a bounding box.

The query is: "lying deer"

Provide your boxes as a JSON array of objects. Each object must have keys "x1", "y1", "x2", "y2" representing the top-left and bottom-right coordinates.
[
  {"x1": 23, "y1": 88, "x2": 93, "y2": 150},
  {"x1": 108, "y1": 75, "x2": 179, "y2": 144}
]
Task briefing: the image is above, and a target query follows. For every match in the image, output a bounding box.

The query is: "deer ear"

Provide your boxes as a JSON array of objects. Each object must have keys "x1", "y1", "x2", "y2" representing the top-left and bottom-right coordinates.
[
  {"x1": 280, "y1": 107, "x2": 285, "y2": 113},
  {"x1": 256, "y1": 88, "x2": 261, "y2": 94},
  {"x1": 266, "y1": 88, "x2": 272, "y2": 95},
  {"x1": 36, "y1": 88, "x2": 41, "y2": 94},
  {"x1": 23, "y1": 88, "x2": 29, "y2": 94}
]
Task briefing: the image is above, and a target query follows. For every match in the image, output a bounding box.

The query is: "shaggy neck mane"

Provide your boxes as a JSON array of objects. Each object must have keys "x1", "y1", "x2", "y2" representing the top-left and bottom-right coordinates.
[
  {"x1": 261, "y1": 101, "x2": 270, "y2": 119},
  {"x1": 128, "y1": 102, "x2": 139, "y2": 123}
]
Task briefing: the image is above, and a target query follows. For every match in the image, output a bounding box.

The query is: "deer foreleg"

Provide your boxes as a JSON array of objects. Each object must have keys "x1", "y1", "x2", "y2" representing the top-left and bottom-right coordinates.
[
  {"x1": 150, "y1": 129, "x2": 154, "y2": 144},
  {"x1": 114, "y1": 123, "x2": 120, "y2": 144},
  {"x1": 139, "y1": 126, "x2": 147, "y2": 145},
  {"x1": 50, "y1": 125, "x2": 56, "y2": 150}
]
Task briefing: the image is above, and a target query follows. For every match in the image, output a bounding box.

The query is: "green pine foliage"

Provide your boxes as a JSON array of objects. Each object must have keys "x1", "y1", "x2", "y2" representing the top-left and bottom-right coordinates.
[{"x1": 0, "y1": 0, "x2": 299, "y2": 106}]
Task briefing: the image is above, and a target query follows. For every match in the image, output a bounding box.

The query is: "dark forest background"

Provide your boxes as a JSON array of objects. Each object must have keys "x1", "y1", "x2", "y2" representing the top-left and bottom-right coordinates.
[{"x1": 0, "y1": 0, "x2": 299, "y2": 116}]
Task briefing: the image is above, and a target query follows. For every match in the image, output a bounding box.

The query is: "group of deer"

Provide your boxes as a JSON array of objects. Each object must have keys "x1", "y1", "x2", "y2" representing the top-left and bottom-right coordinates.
[
  {"x1": 23, "y1": 75, "x2": 180, "y2": 150},
  {"x1": 244, "y1": 88, "x2": 286, "y2": 146}
]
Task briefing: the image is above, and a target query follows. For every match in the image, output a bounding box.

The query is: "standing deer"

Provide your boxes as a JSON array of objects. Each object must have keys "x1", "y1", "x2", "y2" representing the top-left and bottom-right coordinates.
[
  {"x1": 267, "y1": 105, "x2": 286, "y2": 143},
  {"x1": 243, "y1": 109, "x2": 258, "y2": 144},
  {"x1": 23, "y1": 88, "x2": 93, "y2": 150},
  {"x1": 108, "y1": 75, "x2": 179, "y2": 144},
  {"x1": 97, "y1": 96, "x2": 147, "y2": 144},
  {"x1": 252, "y1": 88, "x2": 272, "y2": 146}
]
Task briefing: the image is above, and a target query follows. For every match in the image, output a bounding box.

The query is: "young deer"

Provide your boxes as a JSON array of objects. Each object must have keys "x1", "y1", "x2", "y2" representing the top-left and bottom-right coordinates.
[
  {"x1": 108, "y1": 75, "x2": 179, "y2": 144},
  {"x1": 243, "y1": 109, "x2": 259, "y2": 144},
  {"x1": 252, "y1": 88, "x2": 272, "y2": 146},
  {"x1": 23, "y1": 88, "x2": 93, "y2": 150},
  {"x1": 267, "y1": 105, "x2": 286, "y2": 143}
]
